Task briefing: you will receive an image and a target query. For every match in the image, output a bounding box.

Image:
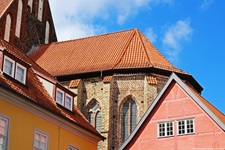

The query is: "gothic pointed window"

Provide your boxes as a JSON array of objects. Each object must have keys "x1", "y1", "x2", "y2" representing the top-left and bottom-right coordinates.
[
  {"x1": 88, "y1": 101, "x2": 102, "y2": 149},
  {"x1": 45, "y1": 21, "x2": 50, "y2": 44},
  {"x1": 121, "y1": 99, "x2": 137, "y2": 143},
  {"x1": 88, "y1": 101, "x2": 102, "y2": 133},
  {"x1": 38, "y1": 0, "x2": 44, "y2": 21},
  {"x1": 4, "y1": 14, "x2": 11, "y2": 42},
  {"x1": 15, "y1": 0, "x2": 22, "y2": 37},
  {"x1": 28, "y1": 0, "x2": 33, "y2": 12}
]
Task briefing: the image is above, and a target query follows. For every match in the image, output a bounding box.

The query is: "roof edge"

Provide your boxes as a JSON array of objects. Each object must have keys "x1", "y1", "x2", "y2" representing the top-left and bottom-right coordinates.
[{"x1": 119, "y1": 72, "x2": 224, "y2": 150}]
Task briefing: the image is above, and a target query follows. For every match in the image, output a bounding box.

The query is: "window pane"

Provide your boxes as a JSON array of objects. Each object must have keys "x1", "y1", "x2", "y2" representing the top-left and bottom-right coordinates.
[
  {"x1": 34, "y1": 131, "x2": 47, "y2": 150},
  {"x1": 4, "y1": 59, "x2": 14, "y2": 76},
  {"x1": 65, "y1": 96, "x2": 72, "y2": 110},
  {"x1": 0, "y1": 117, "x2": 8, "y2": 150},
  {"x1": 186, "y1": 119, "x2": 194, "y2": 134},
  {"x1": 89, "y1": 112, "x2": 94, "y2": 126},
  {"x1": 16, "y1": 65, "x2": 25, "y2": 83},
  {"x1": 96, "y1": 111, "x2": 102, "y2": 133},
  {"x1": 166, "y1": 122, "x2": 173, "y2": 136},
  {"x1": 178, "y1": 120, "x2": 186, "y2": 135},
  {"x1": 56, "y1": 90, "x2": 64, "y2": 105},
  {"x1": 122, "y1": 100, "x2": 129, "y2": 142},
  {"x1": 130, "y1": 100, "x2": 137, "y2": 132}
]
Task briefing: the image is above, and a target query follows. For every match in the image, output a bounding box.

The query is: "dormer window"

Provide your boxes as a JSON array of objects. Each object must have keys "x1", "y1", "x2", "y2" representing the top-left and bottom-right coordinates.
[
  {"x1": 3, "y1": 55, "x2": 27, "y2": 84},
  {"x1": 65, "y1": 94, "x2": 73, "y2": 110},
  {"x1": 3, "y1": 56, "x2": 15, "y2": 77},
  {"x1": 15, "y1": 63, "x2": 27, "y2": 83},
  {"x1": 56, "y1": 88, "x2": 73, "y2": 111},
  {"x1": 56, "y1": 88, "x2": 64, "y2": 105}
]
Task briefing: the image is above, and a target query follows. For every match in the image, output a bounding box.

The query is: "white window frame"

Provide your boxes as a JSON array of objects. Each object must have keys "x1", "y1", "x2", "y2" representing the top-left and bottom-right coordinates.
[
  {"x1": 56, "y1": 88, "x2": 64, "y2": 106},
  {"x1": 65, "y1": 94, "x2": 73, "y2": 111},
  {"x1": 33, "y1": 130, "x2": 48, "y2": 150},
  {"x1": 157, "y1": 121, "x2": 174, "y2": 138},
  {"x1": 68, "y1": 144, "x2": 79, "y2": 150},
  {"x1": 3, "y1": 56, "x2": 15, "y2": 77},
  {"x1": 0, "y1": 115, "x2": 9, "y2": 150},
  {"x1": 15, "y1": 63, "x2": 27, "y2": 84},
  {"x1": 177, "y1": 118, "x2": 195, "y2": 135}
]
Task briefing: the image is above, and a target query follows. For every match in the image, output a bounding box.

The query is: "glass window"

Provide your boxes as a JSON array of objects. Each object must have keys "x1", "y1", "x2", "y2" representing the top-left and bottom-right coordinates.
[
  {"x1": 34, "y1": 130, "x2": 48, "y2": 150},
  {"x1": 158, "y1": 121, "x2": 174, "y2": 138},
  {"x1": 0, "y1": 116, "x2": 9, "y2": 150},
  {"x1": 88, "y1": 101, "x2": 101, "y2": 150},
  {"x1": 15, "y1": 63, "x2": 27, "y2": 83},
  {"x1": 56, "y1": 89, "x2": 64, "y2": 105},
  {"x1": 121, "y1": 99, "x2": 137, "y2": 142},
  {"x1": 3, "y1": 56, "x2": 15, "y2": 77},
  {"x1": 177, "y1": 118, "x2": 194, "y2": 135},
  {"x1": 68, "y1": 145, "x2": 79, "y2": 150},
  {"x1": 65, "y1": 94, "x2": 72, "y2": 110}
]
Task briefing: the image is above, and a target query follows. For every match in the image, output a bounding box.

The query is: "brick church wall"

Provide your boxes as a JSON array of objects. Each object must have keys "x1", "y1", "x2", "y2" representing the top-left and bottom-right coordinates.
[
  {"x1": 67, "y1": 73, "x2": 169, "y2": 150},
  {"x1": 0, "y1": 0, "x2": 57, "y2": 53}
]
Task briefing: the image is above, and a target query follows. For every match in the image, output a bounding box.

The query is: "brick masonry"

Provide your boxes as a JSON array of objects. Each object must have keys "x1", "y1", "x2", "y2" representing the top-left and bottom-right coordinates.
[
  {"x1": 67, "y1": 73, "x2": 169, "y2": 150},
  {"x1": 0, "y1": 0, "x2": 57, "y2": 53}
]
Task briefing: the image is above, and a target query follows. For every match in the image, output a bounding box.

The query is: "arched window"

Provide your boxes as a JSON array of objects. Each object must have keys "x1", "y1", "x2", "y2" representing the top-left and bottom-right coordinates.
[
  {"x1": 45, "y1": 21, "x2": 50, "y2": 44},
  {"x1": 88, "y1": 101, "x2": 102, "y2": 133},
  {"x1": 15, "y1": 0, "x2": 22, "y2": 37},
  {"x1": 4, "y1": 14, "x2": 11, "y2": 42},
  {"x1": 121, "y1": 99, "x2": 137, "y2": 143},
  {"x1": 88, "y1": 101, "x2": 102, "y2": 149},
  {"x1": 38, "y1": 0, "x2": 44, "y2": 21},
  {"x1": 28, "y1": 0, "x2": 33, "y2": 12}
]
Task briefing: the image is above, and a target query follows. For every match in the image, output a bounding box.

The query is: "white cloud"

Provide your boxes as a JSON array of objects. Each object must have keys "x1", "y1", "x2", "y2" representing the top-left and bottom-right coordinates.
[
  {"x1": 48, "y1": 0, "x2": 174, "y2": 41},
  {"x1": 199, "y1": 0, "x2": 214, "y2": 10},
  {"x1": 145, "y1": 28, "x2": 157, "y2": 43},
  {"x1": 162, "y1": 19, "x2": 193, "y2": 63}
]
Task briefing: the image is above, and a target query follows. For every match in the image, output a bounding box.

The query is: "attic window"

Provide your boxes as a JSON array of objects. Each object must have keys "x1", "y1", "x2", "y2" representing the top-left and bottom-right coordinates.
[
  {"x1": 3, "y1": 55, "x2": 27, "y2": 84},
  {"x1": 56, "y1": 88, "x2": 73, "y2": 111}
]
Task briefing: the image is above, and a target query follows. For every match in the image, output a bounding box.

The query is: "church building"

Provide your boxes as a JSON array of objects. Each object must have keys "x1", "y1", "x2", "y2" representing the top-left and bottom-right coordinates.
[{"x1": 0, "y1": 0, "x2": 224, "y2": 150}]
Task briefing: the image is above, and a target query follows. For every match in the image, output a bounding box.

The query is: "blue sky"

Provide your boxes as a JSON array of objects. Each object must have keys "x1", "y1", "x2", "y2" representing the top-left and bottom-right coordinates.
[{"x1": 48, "y1": 0, "x2": 225, "y2": 114}]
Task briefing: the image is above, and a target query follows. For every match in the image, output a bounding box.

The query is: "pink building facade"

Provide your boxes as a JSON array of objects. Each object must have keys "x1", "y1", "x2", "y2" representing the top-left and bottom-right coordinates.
[{"x1": 119, "y1": 73, "x2": 225, "y2": 150}]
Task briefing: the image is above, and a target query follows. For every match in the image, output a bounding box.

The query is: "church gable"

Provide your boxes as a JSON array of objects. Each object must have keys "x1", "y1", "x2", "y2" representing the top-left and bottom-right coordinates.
[
  {"x1": 119, "y1": 73, "x2": 225, "y2": 150},
  {"x1": 0, "y1": 0, "x2": 57, "y2": 53}
]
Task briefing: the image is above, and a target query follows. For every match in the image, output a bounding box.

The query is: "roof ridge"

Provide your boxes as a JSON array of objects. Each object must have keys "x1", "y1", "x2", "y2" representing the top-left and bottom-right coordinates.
[
  {"x1": 110, "y1": 29, "x2": 136, "y2": 69},
  {"x1": 135, "y1": 28, "x2": 153, "y2": 66}
]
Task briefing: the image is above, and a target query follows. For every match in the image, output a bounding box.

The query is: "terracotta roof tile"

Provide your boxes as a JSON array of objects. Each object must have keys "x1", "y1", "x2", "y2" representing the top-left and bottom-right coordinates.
[
  {"x1": 0, "y1": 39, "x2": 103, "y2": 139},
  {"x1": 103, "y1": 76, "x2": 113, "y2": 83},
  {"x1": 146, "y1": 76, "x2": 157, "y2": 85},
  {"x1": 0, "y1": 0, "x2": 13, "y2": 17},
  {"x1": 188, "y1": 84, "x2": 225, "y2": 125},
  {"x1": 69, "y1": 79, "x2": 80, "y2": 88},
  {"x1": 28, "y1": 29, "x2": 187, "y2": 77}
]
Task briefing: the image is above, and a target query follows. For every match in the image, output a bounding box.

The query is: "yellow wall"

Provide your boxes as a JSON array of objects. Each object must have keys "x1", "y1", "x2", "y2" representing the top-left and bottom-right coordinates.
[{"x1": 0, "y1": 98, "x2": 97, "y2": 150}]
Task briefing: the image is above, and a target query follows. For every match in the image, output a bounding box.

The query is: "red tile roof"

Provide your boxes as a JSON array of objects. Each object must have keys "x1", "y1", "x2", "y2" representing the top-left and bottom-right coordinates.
[
  {"x1": 0, "y1": 39, "x2": 104, "y2": 139},
  {"x1": 29, "y1": 29, "x2": 187, "y2": 77},
  {"x1": 0, "y1": 0, "x2": 13, "y2": 17}
]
